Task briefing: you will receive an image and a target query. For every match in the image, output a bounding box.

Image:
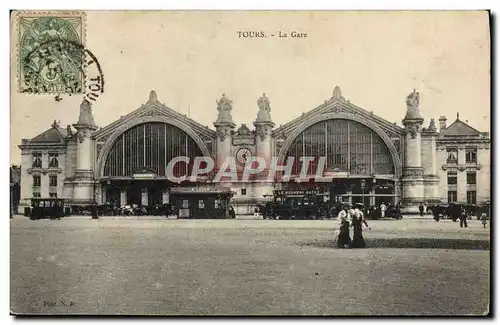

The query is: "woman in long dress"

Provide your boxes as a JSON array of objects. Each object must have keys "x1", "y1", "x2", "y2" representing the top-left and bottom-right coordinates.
[
  {"x1": 336, "y1": 204, "x2": 352, "y2": 248},
  {"x1": 351, "y1": 203, "x2": 367, "y2": 248}
]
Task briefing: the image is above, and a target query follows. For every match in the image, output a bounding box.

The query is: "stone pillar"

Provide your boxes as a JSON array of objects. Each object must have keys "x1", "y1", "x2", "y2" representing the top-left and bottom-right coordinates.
[
  {"x1": 72, "y1": 100, "x2": 98, "y2": 206},
  {"x1": 421, "y1": 120, "x2": 440, "y2": 205},
  {"x1": 253, "y1": 93, "x2": 275, "y2": 200},
  {"x1": 141, "y1": 188, "x2": 148, "y2": 206},
  {"x1": 401, "y1": 89, "x2": 425, "y2": 214},
  {"x1": 120, "y1": 189, "x2": 127, "y2": 206},
  {"x1": 213, "y1": 93, "x2": 236, "y2": 174}
]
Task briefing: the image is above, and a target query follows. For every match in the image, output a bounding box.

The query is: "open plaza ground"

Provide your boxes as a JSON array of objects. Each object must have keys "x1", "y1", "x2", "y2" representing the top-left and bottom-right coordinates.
[{"x1": 10, "y1": 216, "x2": 490, "y2": 316}]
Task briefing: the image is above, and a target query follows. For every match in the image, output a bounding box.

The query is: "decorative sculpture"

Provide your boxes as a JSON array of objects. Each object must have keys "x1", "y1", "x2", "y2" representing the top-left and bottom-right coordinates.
[
  {"x1": 428, "y1": 118, "x2": 437, "y2": 132},
  {"x1": 216, "y1": 93, "x2": 233, "y2": 112},
  {"x1": 77, "y1": 99, "x2": 96, "y2": 126},
  {"x1": 257, "y1": 93, "x2": 271, "y2": 112},
  {"x1": 406, "y1": 89, "x2": 420, "y2": 109}
]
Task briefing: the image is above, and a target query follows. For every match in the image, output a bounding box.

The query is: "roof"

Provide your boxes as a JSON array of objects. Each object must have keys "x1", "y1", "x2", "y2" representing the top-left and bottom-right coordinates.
[
  {"x1": 441, "y1": 119, "x2": 481, "y2": 137},
  {"x1": 30, "y1": 121, "x2": 68, "y2": 143}
]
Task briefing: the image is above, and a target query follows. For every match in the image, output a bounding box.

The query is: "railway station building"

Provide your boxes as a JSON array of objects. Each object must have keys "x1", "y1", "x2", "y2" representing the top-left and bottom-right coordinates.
[{"x1": 17, "y1": 87, "x2": 490, "y2": 214}]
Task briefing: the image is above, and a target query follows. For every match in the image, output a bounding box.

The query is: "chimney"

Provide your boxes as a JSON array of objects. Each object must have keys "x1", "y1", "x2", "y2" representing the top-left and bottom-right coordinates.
[{"x1": 439, "y1": 116, "x2": 447, "y2": 132}]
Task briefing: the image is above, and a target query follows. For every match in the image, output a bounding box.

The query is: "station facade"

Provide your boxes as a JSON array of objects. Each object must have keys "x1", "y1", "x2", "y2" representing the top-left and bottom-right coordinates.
[{"x1": 17, "y1": 87, "x2": 490, "y2": 214}]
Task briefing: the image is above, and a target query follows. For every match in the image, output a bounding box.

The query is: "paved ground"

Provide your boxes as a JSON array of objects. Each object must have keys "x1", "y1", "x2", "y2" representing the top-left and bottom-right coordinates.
[{"x1": 10, "y1": 216, "x2": 490, "y2": 315}]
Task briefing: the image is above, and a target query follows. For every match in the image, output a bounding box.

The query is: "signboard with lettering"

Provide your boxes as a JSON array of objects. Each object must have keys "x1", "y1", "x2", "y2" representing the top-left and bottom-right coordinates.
[
  {"x1": 170, "y1": 187, "x2": 234, "y2": 195},
  {"x1": 132, "y1": 173, "x2": 156, "y2": 180},
  {"x1": 273, "y1": 190, "x2": 319, "y2": 197}
]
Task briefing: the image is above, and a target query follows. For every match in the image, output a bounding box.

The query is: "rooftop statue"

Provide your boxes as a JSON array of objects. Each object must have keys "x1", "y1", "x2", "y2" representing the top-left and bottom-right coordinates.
[
  {"x1": 216, "y1": 93, "x2": 233, "y2": 112},
  {"x1": 77, "y1": 99, "x2": 96, "y2": 126},
  {"x1": 257, "y1": 93, "x2": 271, "y2": 112},
  {"x1": 406, "y1": 88, "x2": 420, "y2": 109}
]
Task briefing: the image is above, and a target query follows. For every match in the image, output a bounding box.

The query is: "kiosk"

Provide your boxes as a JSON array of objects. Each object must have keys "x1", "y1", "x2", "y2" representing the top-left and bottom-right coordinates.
[{"x1": 170, "y1": 187, "x2": 235, "y2": 219}]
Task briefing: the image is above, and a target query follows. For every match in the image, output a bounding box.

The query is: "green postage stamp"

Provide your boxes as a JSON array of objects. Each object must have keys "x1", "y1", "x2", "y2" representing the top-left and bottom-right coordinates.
[{"x1": 15, "y1": 11, "x2": 86, "y2": 94}]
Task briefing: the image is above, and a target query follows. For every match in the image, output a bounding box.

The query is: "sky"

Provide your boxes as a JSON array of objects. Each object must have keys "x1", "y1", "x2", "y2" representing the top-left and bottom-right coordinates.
[{"x1": 10, "y1": 10, "x2": 490, "y2": 165}]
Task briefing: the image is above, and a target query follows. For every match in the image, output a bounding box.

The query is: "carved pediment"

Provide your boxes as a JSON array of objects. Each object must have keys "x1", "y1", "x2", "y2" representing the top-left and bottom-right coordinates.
[
  {"x1": 232, "y1": 123, "x2": 255, "y2": 145},
  {"x1": 235, "y1": 124, "x2": 253, "y2": 136}
]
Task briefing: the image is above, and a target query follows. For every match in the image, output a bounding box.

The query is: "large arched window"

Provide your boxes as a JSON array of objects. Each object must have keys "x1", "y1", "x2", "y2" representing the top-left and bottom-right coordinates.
[
  {"x1": 284, "y1": 119, "x2": 394, "y2": 175},
  {"x1": 103, "y1": 122, "x2": 204, "y2": 177}
]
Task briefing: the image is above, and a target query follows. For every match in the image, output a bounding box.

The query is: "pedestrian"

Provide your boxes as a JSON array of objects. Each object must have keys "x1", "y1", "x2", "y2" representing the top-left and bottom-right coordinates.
[
  {"x1": 380, "y1": 202, "x2": 387, "y2": 218},
  {"x1": 481, "y1": 213, "x2": 488, "y2": 228},
  {"x1": 336, "y1": 204, "x2": 352, "y2": 248},
  {"x1": 459, "y1": 206, "x2": 468, "y2": 228},
  {"x1": 419, "y1": 202, "x2": 424, "y2": 217},
  {"x1": 254, "y1": 206, "x2": 261, "y2": 218},
  {"x1": 351, "y1": 203, "x2": 368, "y2": 248}
]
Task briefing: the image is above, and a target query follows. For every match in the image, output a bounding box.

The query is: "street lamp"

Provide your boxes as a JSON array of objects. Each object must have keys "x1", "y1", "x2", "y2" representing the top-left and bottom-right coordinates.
[{"x1": 360, "y1": 179, "x2": 367, "y2": 207}]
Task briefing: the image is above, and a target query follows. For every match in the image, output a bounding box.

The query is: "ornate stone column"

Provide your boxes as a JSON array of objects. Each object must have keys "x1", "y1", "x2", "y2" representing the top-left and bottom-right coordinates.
[
  {"x1": 401, "y1": 89, "x2": 425, "y2": 213},
  {"x1": 421, "y1": 119, "x2": 440, "y2": 205},
  {"x1": 253, "y1": 93, "x2": 275, "y2": 202},
  {"x1": 213, "y1": 93, "x2": 236, "y2": 180},
  {"x1": 72, "y1": 100, "x2": 99, "y2": 206}
]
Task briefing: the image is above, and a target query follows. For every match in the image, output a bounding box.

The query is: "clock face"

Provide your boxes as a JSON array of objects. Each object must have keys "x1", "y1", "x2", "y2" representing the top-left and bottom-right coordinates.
[{"x1": 236, "y1": 148, "x2": 252, "y2": 165}]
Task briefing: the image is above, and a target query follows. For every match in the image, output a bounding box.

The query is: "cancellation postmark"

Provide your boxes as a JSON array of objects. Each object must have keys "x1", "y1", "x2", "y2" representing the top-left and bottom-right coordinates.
[{"x1": 15, "y1": 11, "x2": 104, "y2": 101}]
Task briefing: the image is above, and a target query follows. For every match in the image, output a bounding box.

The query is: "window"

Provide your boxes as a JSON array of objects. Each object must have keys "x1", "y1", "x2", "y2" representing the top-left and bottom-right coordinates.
[
  {"x1": 182, "y1": 200, "x2": 189, "y2": 209},
  {"x1": 214, "y1": 200, "x2": 219, "y2": 209},
  {"x1": 467, "y1": 191, "x2": 477, "y2": 205},
  {"x1": 447, "y1": 191, "x2": 457, "y2": 203},
  {"x1": 48, "y1": 153, "x2": 59, "y2": 168},
  {"x1": 446, "y1": 147, "x2": 458, "y2": 164},
  {"x1": 32, "y1": 192, "x2": 41, "y2": 198},
  {"x1": 32, "y1": 153, "x2": 42, "y2": 168},
  {"x1": 49, "y1": 175, "x2": 57, "y2": 187},
  {"x1": 447, "y1": 172, "x2": 457, "y2": 185},
  {"x1": 465, "y1": 148, "x2": 477, "y2": 163},
  {"x1": 49, "y1": 192, "x2": 57, "y2": 198},
  {"x1": 33, "y1": 175, "x2": 41, "y2": 187},
  {"x1": 466, "y1": 172, "x2": 477, "y2": 185},
  {"x1": 198, "y1": 200, "x2": 205, "y2": 209},
  {"x1": 241, "y1": 188, "x2": 247, "y2": 195}
]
